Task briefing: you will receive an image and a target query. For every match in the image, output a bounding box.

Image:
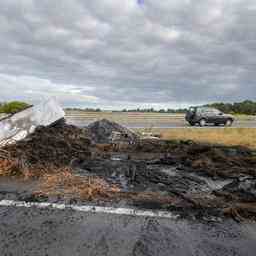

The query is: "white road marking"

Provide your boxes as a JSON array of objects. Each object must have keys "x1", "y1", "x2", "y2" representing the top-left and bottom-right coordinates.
[{"x1": 0, "y1": 199, "x2": 178, "y2": 219}]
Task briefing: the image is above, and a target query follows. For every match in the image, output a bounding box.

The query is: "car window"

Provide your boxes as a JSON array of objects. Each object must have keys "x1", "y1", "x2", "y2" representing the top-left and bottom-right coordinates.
[
  {"x1": 212, "y1": 109, "x2": 221, "y2": 114},
  {"x1": 198, "y1": 108, "x2": 210, "y2": 114},
  {"x1": 196, "y1": 108, "x2": 203, "y2": 114},
  {"x1": 206, "y1": 110, "x2": 213, "y2": 115},
  {"x1": 207, "y1": 109, "x2": 215, "y2": 114},
  {"x1": 189, "y1": 107, "x2": 195, "y2": 113}
]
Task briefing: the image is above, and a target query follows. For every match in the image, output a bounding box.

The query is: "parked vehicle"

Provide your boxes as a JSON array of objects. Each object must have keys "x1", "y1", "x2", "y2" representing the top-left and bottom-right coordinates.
[{"x1": 185, "y1": 107, "x2": 235, "y2": 126}]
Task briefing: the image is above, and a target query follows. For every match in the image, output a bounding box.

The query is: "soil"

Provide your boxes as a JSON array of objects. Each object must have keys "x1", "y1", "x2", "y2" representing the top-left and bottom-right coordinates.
[{"x1": 1, "y1": 120, "x2": 91, "y2": 177}]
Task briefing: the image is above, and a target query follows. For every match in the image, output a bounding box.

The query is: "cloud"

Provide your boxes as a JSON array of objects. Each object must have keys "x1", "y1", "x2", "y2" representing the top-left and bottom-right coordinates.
[
  {"x1": 0, "y1": 0, "x2": 255, "y2": 109},
  {"x1": 0, "y1": 74, "x2": 98, "y2": 107}
]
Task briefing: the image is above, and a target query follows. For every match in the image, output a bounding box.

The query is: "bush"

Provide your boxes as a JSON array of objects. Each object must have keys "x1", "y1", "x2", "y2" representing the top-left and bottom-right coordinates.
[{"x1": 0, "y1": 101, "x2": 30, "y2": 114}]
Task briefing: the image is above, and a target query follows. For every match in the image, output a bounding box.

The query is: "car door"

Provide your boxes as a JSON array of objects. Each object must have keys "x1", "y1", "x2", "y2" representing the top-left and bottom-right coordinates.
[
  {"x1": 217, "y1": 111, "x2": 226, "y2": 123},
  {"x1": 212, "y1": 109, "x2": 222, "y2": 124},
  {"x1": 205, "y1": 108, "x2": 216, "y2": 123}
]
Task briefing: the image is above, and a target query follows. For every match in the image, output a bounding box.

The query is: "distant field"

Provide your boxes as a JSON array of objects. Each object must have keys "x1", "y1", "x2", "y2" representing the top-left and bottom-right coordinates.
[
  {"x1": 145, "y1": 128, "x2": 256, "y2": 149},
  {"x1": 65, "y1": 111, "x2": 185, "y2": 124}
]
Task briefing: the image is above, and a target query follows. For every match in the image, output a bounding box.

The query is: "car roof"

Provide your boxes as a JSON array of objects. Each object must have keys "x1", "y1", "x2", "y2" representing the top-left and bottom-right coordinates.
[
  {"x1": 189, "y1": 106, "x2": 220, "y2": 111},
  {"x1": 196, "y1": 107, "x2": 217, "y2": 110}
]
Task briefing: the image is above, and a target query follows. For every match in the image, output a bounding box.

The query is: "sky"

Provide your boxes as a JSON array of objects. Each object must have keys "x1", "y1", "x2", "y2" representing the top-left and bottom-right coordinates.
[{"x1": 0, "y1": 0, "x2": 256, "y2": 110}]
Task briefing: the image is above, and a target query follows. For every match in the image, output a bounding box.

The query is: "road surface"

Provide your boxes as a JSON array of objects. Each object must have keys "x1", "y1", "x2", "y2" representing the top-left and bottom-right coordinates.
[
  {"x1": 0, "y1": 203, "x2": 256, "y2": 256},
  {"x1": 66, "y1": 117, "x2": 256, "y2": 129}
]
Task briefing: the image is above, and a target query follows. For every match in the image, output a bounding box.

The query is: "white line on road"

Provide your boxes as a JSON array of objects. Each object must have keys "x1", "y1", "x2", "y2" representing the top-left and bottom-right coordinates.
[{"x1": 0, "y1": 200, "x2": 178, "y2": 219}]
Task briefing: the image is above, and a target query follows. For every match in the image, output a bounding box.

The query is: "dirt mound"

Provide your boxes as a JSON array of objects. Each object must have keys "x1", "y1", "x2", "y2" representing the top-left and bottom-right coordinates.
[
  {"x1": 88, "y1": 119, "x2": 139, "y2": 144},
  {"x1": 0, "y1": 120, "x2": 91, "y2": 177}
]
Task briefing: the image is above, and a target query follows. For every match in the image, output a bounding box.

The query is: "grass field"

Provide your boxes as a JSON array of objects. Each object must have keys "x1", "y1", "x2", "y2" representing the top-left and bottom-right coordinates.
[
  {"x1": 65, "y1": 111, "x2": 184, "y2": 123},
  {"x1": 141, "y1": 128, "x2": 256, "y2": 149},
  {"x1": 65, "y1": 111, "x2": 186, "y2": 127}
]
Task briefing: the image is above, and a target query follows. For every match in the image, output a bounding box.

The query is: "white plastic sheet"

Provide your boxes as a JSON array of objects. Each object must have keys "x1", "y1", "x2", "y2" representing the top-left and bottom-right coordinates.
[{"x1": 0, "y1": 98, "x2": 65, "y2": 146}]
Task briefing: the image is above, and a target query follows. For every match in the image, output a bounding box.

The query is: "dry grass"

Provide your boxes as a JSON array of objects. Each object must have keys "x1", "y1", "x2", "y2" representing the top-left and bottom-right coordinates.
[
  {"x1": 152, "y1": 128, "x2": 256, "y2": 149},
  {"x1": 223, "y1": 203, "x2": 256, "y2": 221},
  {"x1": 0, "y1": 157, "x2": 58, "y2": 180},
  {"x1": 0, "y1": 158, "x2": 121, "y2": 200},
  {"x1": 191, "y1": 157, "x2": 213, "y2": 169},
  {"x1": 35, "y1": 168, "x2": 120, "y2": 200},
  {"x1": 0, "y1": 158, "x2": 20, "y2": 176}
]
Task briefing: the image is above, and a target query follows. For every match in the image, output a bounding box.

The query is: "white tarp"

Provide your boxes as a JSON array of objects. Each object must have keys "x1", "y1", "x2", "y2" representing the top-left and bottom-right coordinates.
[{"x1": 0, "y1": 98, "x2": 65, "y2": 147}]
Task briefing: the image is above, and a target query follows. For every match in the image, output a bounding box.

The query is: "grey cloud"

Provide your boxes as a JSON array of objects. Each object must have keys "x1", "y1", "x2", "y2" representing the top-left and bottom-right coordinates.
[{"x1": 0, "y1": 0, "x2": 255, "y2": 109}]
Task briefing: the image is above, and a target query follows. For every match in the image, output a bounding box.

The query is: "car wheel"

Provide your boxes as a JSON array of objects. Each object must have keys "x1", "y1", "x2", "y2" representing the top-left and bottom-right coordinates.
[
  {"x1": 225, "y1": 119, "x2": 233, "y2": 126},
  {"x1": 199, "y1": 119, "x2": 206, "y2": 127},
  {"x1": 189, "y1": 122, "x2": 195, "y2": 126}
]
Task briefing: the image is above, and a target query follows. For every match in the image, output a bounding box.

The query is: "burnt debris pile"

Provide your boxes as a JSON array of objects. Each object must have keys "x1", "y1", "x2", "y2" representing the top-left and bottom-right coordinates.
[
  {"x1": 0, "y1": 118, "x2": 256, "y2": 221},
  {"x1": 183, "y1": 144, "x2": 256, "y2": 178}
]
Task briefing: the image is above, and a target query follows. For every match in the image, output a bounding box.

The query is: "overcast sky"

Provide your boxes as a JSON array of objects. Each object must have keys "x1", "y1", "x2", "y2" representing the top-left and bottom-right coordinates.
[{"x1": 0, "y1": 0, "x2": 255, "y2": 109}]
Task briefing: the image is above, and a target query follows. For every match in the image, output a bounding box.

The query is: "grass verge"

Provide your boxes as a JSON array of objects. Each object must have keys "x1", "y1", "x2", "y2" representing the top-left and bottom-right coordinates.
[{"x1": 139, "y1": 128, "x2": 256, "y2": 149}]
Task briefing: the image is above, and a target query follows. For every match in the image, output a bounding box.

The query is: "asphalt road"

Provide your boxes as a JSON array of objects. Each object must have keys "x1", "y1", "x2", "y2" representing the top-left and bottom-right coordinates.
[
  {"x1": 67, "y1": 118, "x2": 256, "y2": 129},
  {"x1": 0, "y1": 204, "x2": 256, "y2": 256}
]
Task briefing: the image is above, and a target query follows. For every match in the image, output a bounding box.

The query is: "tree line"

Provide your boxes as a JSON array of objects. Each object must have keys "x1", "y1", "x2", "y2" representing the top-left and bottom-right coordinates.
[
  {"x1": 116, "y1": 108, "x2": 187, "y2": 113},
  {"x1": 64, "y1": 101, "x2": 256, "y2": 115},
  {"x1": 204, "y1": 100, "x2": 256, "y2": 115},
  {"x1": 1, "y1": 100, "x2": 256, "y2": 115},
  {"x1": 120, "y1": 100, "x2": 256, "y2": 115},
  {"x1": 65, "y1": 107, "x2": 102, "y2": 112}
]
